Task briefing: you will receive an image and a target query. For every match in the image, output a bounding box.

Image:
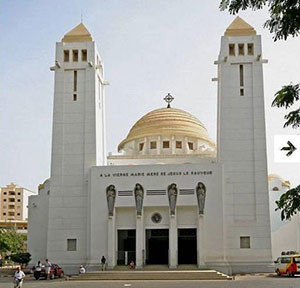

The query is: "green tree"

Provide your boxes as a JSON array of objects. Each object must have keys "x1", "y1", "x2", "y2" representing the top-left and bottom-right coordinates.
[
  {"x1": 11, "y1": 252, "x2": 31, "y2": 267},
  {"x1": 220, "y1": 0, "x2": 300, "y2": 220},
  {"x1": 0, "y1": 229, "x2": 25, "y2": 254}
]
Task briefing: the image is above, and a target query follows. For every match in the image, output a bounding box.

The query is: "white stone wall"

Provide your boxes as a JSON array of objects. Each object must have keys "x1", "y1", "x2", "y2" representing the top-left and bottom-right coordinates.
[
  {"x1": 27, "y1": 195, "x2": 49, "y2": 264},
  {"x1": 217, "y1": 33, "x2": 272, "y2": 271},
  {"x1": 272, "y1": 215, "x2": 300, "y2": 260}
]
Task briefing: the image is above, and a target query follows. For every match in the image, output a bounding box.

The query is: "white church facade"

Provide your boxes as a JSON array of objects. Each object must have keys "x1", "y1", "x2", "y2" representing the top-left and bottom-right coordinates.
[{"x1": 28, "y1": 17, "x2": 273, "y2": 275}]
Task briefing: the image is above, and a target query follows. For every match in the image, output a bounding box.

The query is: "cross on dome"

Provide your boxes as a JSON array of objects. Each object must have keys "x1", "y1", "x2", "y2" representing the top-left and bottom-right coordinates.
[{"x1": 164, "y1": 93, "x2": 174, "y2": 108}]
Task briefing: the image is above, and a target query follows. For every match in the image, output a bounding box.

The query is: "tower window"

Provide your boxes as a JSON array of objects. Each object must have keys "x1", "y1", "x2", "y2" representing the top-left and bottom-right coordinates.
[
  {"x1": 73, "y1": 94, "x2": 77, "y2": 101},
  {"x1": 229, "y1": 44, "x2": 235, "y2": 56},
  {"x1": 3, "y1": 213, "x2": 6, "y2": 216},
  {"x1": 188, "y1": 142, "x2": 194, "y2": 150},
  {"x1": 238, "y1": 43, "x2": 244, "y2": 55},
  {"x1": 72, "y1": 50, "x2": 78, "y2": 62},
  {"x1": 9, "y1": 191, "x2": 15, "y2": 195},
  {"x1": 17, "y1": 213, "x2": 20, "y2": 216},
  {"x1": 150, "y1": 141, "x2": 157, "y2": 149},
  {"x1": 64, "y1": 50, "x2": 69, "y2": 62},
  {"x1": 240, "y1": 236, "x2": 250, "y2": 248},
  {"x1": 17, "y1": 192, "x2": 21, "y2": 195},
  {"x1": 176, "y1": 141, "x2": 182, "y2": 149},
  {"x1": 247, "y1": 43, "x2": 254, "y2": 55},
  {"x1": 73, "y1": 70, "x2": 77, "y2": 92},
  {"x1": 67, "y1": 238, "x2": 77, "y2": 251},
  {"x1": 240, "y1": 88, "x2": 244, "y2": 96},
  {"x1": 239, "y1": 65, "x2": 244, "y2": 87},
  {"x1": 163, "y1": 141, "x2": 170, "y2": 148},
  {"x1": 81, "y1": 50, "x2": 87, "y2": 61},
  {"x1": 139, "y1": 143, "x2": 144, "y2": 151}
]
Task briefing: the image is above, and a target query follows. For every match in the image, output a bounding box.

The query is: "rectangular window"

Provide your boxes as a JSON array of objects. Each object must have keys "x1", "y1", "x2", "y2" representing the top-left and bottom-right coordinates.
[
  {"x1": 139, "y1": 143, "x2": 144, "y2": 151},
  {"x1": 9, "y1": 199, "x2": 15, "y2": 202},
  {"x1": 81, "y1": 50, "x2": 87, "y2": 61},
  {"x1": 238, "y1": 43, "x2": 244, "y2": 55},
  {"x1": 240, "y1": 236, "x2": 250, "y2": 248},
  {"x1": 188, "y1": 142, "x2": 194, "y2": 150},
  {"x1": 239, "y1": 65, "x2": 244, "y2": 87},
  {"x1": 73, "y1": 70, "x2": 77, "y2": 92},
  {"x1": 163, "y1": 141, "x2": 170, "y2": 148},
  {"x1": 72, "y1": 50, "x2": 78, "y2": 62},
  {"x1": 9, "y1": 205, "x2": 14, "y2": 209},
  {"x1": 247, "y1": 43, "x2": 254, "y2": 55},
  {"x1": 67, "y1": 239, "x2": 77, "y2": 251},
  {"x1": 9, "y1": 191, "x2": 15, "y2": 195},
  {"x1": 73, "y1": 94, "x2": 77, "y2": 101},
  {"x1": 150, "y1": 141, "x2": 157, "y2": 149},
  {"x1": 8, "y1": 212, "x2": 14, "y2": 216},
  {"x1": 240, "y1": 88, "x2": 244, "y2": 96},
  {"x1": 176, "y1": 141, "x2": 182, "y2": 149},
  {"x1": 229, "y1": 44, "x2": 235, "y2": 56},
  {"x1": 64, "y1": 50, "x2": 69, "y2": 62}
]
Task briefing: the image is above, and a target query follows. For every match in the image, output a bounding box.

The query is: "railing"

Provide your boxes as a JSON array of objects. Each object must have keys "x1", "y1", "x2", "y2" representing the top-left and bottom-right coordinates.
[{"x1": 117, "y1": 250, "x2": 136, "y2": 265}]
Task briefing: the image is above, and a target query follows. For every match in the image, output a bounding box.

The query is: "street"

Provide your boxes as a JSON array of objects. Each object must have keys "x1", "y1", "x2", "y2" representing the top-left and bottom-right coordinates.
[{"x1": 0, "y1": 274, "x2": 299, "y2": 288}]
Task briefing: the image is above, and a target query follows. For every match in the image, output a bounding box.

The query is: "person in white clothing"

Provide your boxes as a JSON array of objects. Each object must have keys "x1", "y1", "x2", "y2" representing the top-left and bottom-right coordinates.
[
  {"x1": 79, "y1": 265, "x2": 86, "y2": 274},
  {"x1": 44, "y1": 259, "x2": 52, "y2": 280},
  {"x1": 14, "y1": 266, "x2": 25, "y2": 288}
]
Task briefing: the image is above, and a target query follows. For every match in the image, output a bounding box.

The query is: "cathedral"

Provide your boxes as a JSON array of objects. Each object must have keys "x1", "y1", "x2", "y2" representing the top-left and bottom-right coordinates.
[{"x1": 28, "y1": 17, "x2": 272, "y2": 275}]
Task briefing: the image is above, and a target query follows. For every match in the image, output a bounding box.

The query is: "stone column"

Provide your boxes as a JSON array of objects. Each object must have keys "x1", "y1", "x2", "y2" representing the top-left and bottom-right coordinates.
[
  {"x1": 107, "y1": 214, "x2": 116, "y2": 268},
  {"x1": 136, "y1": 213, "x2": 144, "y2": 268},
  {"x1": 169, "y1": 213, "x2": 177, "y2": 268},
  {"x1": 197, "y1": 214, "x2": 204, "y2": 268}
]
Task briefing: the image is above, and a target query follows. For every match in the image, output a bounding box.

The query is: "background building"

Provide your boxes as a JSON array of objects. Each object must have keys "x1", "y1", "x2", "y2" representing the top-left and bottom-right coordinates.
[{"x1": 0, "y1": 183, "x2": 35, "y2": 233}]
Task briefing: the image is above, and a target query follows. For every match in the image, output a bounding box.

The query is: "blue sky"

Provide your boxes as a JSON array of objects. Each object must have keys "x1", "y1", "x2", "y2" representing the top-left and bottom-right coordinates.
[{"x1": 0, "y1": 0, "x2": 299, "y2": 191}]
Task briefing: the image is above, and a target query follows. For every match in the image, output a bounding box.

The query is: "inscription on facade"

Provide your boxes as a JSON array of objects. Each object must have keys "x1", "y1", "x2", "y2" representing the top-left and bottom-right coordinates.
[{"x1": 99, "y1": 170, "x2": 213, "y2": 178}]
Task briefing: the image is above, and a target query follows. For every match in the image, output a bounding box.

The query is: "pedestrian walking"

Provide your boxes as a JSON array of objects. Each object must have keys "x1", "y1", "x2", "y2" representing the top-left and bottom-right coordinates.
[
  {"x1": 14, "y1": 266, "x2": 25, "y2": 288},
  {"x1": 100, "y1": 256, "x2": 106, "y2": 271}
]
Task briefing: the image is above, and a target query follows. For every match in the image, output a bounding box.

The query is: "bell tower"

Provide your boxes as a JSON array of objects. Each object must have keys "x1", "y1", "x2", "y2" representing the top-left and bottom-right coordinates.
[
  {"x1": 216, "y1": 17, "x2": 272, "y2": 271},
  {"x1": 47, "y1": 23, "x2": 108, "y2": 264}
]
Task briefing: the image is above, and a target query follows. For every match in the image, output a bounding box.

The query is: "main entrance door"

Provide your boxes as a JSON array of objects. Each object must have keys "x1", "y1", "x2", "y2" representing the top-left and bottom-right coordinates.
[
  {"x1": 146, "y1": 229, "x2": 169, "y2": 264},
  {"x1": 117, "y1": 229, "x2": 136, "y2": 265},
  {"x1": 178, "y1": 228, "x2": 197, "y2": 264}
]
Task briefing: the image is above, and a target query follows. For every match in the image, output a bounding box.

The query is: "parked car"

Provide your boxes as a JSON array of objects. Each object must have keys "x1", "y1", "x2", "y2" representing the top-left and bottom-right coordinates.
[
  {"x1": 33, "y1": 263, "x2": 64, "y2": 280},
  {"x1": 274, "y1": 255, "x2": 300, "y2": 276}
]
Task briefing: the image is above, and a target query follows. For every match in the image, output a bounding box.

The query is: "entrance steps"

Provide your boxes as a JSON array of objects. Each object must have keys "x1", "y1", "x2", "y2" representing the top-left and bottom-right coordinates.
[{"x1": 69, "y1": 268, "x2": 231, "y2": 281}]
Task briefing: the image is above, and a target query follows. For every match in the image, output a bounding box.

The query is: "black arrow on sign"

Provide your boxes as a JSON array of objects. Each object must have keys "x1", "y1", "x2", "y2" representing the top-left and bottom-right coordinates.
[{"x1": 281, "y1": 141, "x2": 297, "y2": 157}]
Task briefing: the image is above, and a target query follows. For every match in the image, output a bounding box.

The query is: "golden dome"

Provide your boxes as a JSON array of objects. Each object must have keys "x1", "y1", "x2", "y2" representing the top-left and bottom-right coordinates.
[{"x1": 118, "y1": 107, "x2": 215, "y2": 151}]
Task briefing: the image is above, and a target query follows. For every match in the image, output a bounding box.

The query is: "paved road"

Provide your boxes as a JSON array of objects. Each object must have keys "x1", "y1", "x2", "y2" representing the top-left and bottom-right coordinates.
[{"x1": 0, "y1": 275, "x2": 299, "y2": 288}]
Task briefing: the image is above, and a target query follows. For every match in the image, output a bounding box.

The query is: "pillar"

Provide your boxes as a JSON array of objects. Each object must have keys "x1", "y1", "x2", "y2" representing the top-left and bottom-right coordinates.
[
  {"x1": 169, "y1": 213, "x2": 177, "y2": 268},
  {"x1": 107, "y1": 215, "x2": 116, "y2": 268},
  {"x1": 136, "y1": 213, "x2": 144, "y2": 268},
  {"x1": 197, "y1": 214, "x2": 204, "y2": 268}
]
